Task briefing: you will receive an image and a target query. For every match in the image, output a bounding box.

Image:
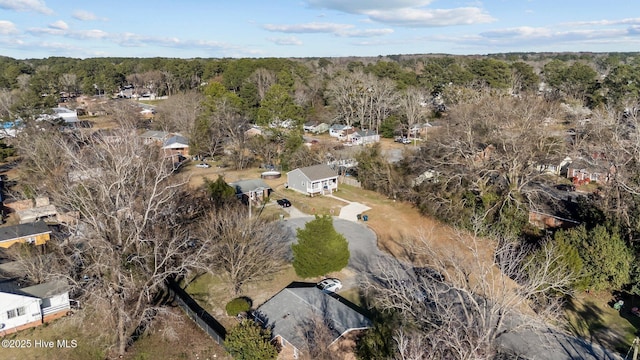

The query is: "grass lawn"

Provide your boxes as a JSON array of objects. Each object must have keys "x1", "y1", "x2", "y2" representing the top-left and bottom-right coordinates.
[{"x1": 565, "y1": 292, "x2": 639, "y2": 355}]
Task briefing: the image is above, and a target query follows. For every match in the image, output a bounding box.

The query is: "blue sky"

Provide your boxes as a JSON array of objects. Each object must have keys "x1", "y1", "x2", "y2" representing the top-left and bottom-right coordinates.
[{"x1": 0, "y1": 0, "x2": 638, "y2": 59}]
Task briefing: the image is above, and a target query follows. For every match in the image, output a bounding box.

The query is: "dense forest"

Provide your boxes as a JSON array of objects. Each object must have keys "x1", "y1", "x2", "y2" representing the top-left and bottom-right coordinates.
[{"x1": 2, "y1": 51, "x2": 640, "y2": 358}]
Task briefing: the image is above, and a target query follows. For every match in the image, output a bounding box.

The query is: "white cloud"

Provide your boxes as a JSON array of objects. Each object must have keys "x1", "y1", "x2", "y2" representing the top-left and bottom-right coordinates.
[
  {"x1": 307, "y1": 0, "x2": 434, "y2": 13},
  {"x1": 0, "y1": 20, "x2": 18, "y2": 34},
  {"x1": 367, "y1": 7, "x2": 494, "y2": 27},
  {"x1": 49, "y1": 20, "x2": 68, "y2": 30},
  {"x1": 339, "y1": 28, "x2": 394, "y2": 37},
  {"x1": 263, "y1": 22, "x2": 354, "y2": 34},
  {"x1": 564, "y1": 18, "x2": 640, "y2": 27},
  {"x1": 0, "y1": 0, "x2": 53, "y2": 15},
  {"x1": 268, "y1": 36, "x2": 303, "y2": 46},
  {"x1": 263, "y1": 22, "x2": 392, "y2": 38},
  {"x1": 72, "y1": 10, "x2": 106, "y2": 21},
  {"x1": 306, "y1": 0, "x2": 493, "y2": 27}
]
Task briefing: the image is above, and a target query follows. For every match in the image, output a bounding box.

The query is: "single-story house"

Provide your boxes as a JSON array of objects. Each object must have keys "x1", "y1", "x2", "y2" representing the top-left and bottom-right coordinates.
[
  {"x1": 329, "y1": 124, "x2": 352, "y2": 138},
  {"x1": 254, "y1": 284, "x2": 371, "y2": 360},
  {"x1": 140, "y1": 130, "x2": 170, "y2": 145},
  {"x1": 0, "y1": 221, "x2": 51, "y2": 249},
  {"x1": 0, "y1": 279, "x2": 71, "y2": 335},
  {"x1": 303, "y1": 121, "x2": 330, "y2": 134},
  {"x1": 287, "y1": 164, "x2": 338, "y2": 196},
  {"x1": 338, "y1": 128, "x2": 358, "y2": 142},
  {"x1": 162, "y1": 135, "x2": 190, "y2": 157},
  {"x1": 566, "y1": 158, "x2": 614, "y2": 184},
  {"x1": 536, "y1": 156, "x2": 572, "y2": 177},
  {"x1": 244, "y1": 125, "x2": 265, "y2": 138},
  {"x1": 409, "y1": 123, "x2": 432, "y2": 138},
  {"x1": 228, "y1": 179, "x2": 272, "y2": 205},
  {"x1": 350, "y1": 129, "x2": 380, "y2": 145}
]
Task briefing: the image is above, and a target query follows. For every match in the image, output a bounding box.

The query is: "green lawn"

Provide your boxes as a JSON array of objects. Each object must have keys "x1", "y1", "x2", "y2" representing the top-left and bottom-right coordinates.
[{"x1": 565, "y1": 294, "x2": 639, "y2": 354}]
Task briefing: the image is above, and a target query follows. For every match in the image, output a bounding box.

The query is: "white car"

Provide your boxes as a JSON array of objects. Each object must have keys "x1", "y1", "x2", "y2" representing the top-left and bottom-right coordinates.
[
  {"x1": 317, "y1": 278, "x2": 342, "y2": 293},
  {"x1": 195, "y1": 163, "x2": 211, "y2": 168}
]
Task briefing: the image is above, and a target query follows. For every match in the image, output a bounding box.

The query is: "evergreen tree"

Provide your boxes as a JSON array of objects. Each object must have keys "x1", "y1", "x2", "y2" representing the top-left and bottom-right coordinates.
[
  {"x1": 224, "y1": 320, "x2": 278, "y2": 360},
  {"x1": 204, "y1": 175, "x2": 236, "y2": 208},
  {"x1": 292, "y1": 215, "x2": 350, "y2": 278}
]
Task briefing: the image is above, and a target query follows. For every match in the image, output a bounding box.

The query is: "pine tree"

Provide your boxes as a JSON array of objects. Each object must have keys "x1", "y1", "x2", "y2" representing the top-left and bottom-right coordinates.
[{"x1": 292, "y1": 215, "x2": 350, "y2": 278}]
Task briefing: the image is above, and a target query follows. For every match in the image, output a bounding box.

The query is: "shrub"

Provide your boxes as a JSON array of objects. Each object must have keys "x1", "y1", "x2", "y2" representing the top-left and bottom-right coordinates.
[{"x1": 226, "y1": 297, "x2": 251, "y2": 316}]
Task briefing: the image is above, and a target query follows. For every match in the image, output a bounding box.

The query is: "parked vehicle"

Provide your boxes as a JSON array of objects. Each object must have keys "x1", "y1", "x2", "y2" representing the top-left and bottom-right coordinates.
[
  {"x1": 195, "y1": 163, "x2": 211, "y2": 168},
  {"x1": 555, "y1": 184, "x2": 575, "y2": 192},
  {"x1": 317, "y1": 278, "x2": 342, "y2": 293},
  {"x1": 276, "y1": 199, "x2": 291, "y2": 207}
]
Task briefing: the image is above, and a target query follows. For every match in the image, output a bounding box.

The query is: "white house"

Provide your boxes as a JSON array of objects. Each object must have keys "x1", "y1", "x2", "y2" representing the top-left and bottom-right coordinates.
[
  {"x1": 287, "y1": 164, "x2": 338, "y2": 196},
  {"x1": 0, "y1": 279, "x2": 70, "y2": 335},
  {"x1": 351, "y1": 129, "x2": 380, "y2": 145},
  {"x1": 329, "y1": 124, "x2": 352, "y2": 138}
]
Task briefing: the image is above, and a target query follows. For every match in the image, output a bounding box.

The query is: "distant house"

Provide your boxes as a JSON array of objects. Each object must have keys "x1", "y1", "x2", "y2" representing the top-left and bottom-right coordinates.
[
  {"x1": 0, "y1": 279, "x2": 71, "y2": 335},
  {"x1": 287, "y1": 164, "x2": 338, "y2": 196},
  {"x1": 254, "y1": 284, "x2": 371, "y2": 360},
  {"x1": 228, "y1": 179, "x2": 272, "y2": 205},
  {"x1": 409, "y1": 123, "x2": 432, "y2": 138},
  {"x1": 350, "y1": 129, "x2": 380, "y2": 145},
  {"x1": 140, "y1": 130, "x2": 170, "y2": 145},
  {"x1": 536, "y1": 156, "x2": 572, "y2": 177},
  {"x1": 0, "y1": 221, "x2": 51, "y2": 249},
  {"x1": 38, "y1": 107, "x2": 79, "y2": 124},
  {"x1": 529, "y1": 210, "x2": 581, "y2": 230},
  {"x1": 162, "y1": 135, "x2": 190, "y2": 158},
  {"x1": 329, "y1": 124, "x2": 352, "y2": 138},
  {"x1": 303, "y1": 121, "x2": 330, "y2": 134},
  {"x1": 244, "y1": 125, "x2": 265, "y2": 138},
  {"x1": 567, "y1": 157, "x2": 614, "y2": 184}
]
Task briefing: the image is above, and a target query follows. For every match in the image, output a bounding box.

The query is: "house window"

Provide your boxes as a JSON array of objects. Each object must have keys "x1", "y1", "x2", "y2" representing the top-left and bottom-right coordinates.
[{"x1": 7, "y1": 307, "x2": 26, "y2": 319}]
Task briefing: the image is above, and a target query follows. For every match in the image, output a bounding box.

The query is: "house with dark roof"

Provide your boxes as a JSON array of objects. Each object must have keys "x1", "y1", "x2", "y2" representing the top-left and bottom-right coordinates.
[
  {"x1": 254, "y1": 284, "x2": 371, "y2": 359},
  {"x1": 567, "y1": 157, "x2": 614, "y2": 185},
  {"x1": 162, "y1": 135, "x2": 190, "y2": 158},
  {"x1": 0, "y1": 221, "x2": 51, "y2": 249},
  {"x1": 228, "y1": 179, "x2": 272, "y2": 205},
  {"x1": 287, "y1": 164, "x2": 338, "y2": 196},
  {"x1": 0, "y1": 279, "x2": 71, "y2": 335}
]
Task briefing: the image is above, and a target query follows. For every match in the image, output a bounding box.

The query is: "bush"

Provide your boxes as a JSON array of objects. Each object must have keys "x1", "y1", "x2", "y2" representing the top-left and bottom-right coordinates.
[{"x1": 226, "y1": 297, "x2": 251, "y2": 316}]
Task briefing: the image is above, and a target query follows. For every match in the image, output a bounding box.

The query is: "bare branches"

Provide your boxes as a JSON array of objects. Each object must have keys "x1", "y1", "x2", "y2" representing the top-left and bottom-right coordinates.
[
  {"x1": 200, "y1": 205, "x2": 289, "y2": 295},
  {"x1": 363, "y1": 221, "x2": 575, "y2": 359}
]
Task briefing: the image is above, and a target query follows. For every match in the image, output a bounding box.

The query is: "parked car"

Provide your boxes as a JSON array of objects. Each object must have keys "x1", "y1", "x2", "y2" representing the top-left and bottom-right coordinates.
[
  {"x1": 195, "y1": 163, "x2": 211, "y2": 168},
  {"x1": 402, "y1": 137, "x2": 412, "y2": 144},
  {"x1": 317, "y1": 278, "x2": 342, "y2": 293},
  {"x1": 555, "y1": 184, "x2": 575, "y2": 192},
  {"x1": 277, "y1": 199, "x2": 291, "y2": 207}
]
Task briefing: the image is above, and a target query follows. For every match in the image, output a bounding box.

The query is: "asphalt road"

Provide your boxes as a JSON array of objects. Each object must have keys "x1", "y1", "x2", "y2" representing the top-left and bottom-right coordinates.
[{"x1": 280, "y1": 213, "x2": 623, "y2": 360}]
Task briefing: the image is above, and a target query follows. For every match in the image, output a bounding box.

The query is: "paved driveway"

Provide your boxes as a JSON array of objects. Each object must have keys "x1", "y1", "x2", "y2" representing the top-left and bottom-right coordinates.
[{"x1": 281, "y1": 216, "x2": 384, "y2": 274}]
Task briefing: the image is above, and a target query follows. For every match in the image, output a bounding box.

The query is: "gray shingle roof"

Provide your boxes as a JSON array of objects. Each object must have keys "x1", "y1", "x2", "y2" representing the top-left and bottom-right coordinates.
[
  {"x1": 0, "y1": 221, "x2": 50, "y2": 243},
  {"x1": 229, "y1": 179, "x2": 271, "y2": 195},
  {"x1": 296, "y1": 164, "x2": 338, "y2": 182},
  {"x1": 255, "y1": 285, "x2": 371, "y2": 351}
]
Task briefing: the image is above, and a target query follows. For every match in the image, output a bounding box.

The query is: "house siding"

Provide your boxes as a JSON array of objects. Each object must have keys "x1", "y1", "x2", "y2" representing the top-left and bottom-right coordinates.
[
  {"x1": 0, "y1": 294, "x2": 42, "y2": 335},
  {"x1": 0, "y1": 232, "x2": 50, "y2": 248},
  {"x1": 286, "y1": 169, "x2": 308, "y2": 195}
]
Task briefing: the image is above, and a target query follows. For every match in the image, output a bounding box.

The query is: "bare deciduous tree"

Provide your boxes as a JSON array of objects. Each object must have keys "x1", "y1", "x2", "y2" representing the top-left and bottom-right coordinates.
[
  {"x1": 200, "y1": 205, "x2": 289, "y2": 295},
  {"x1": 364, "y1": 220, "x2": 575, "y2": 359},
  {"x1": 32, "y1": 124, "x2": 214, "y2": 356},
  {"x1": 153, "y1": 91, "x2": 204, "y2": 137}
]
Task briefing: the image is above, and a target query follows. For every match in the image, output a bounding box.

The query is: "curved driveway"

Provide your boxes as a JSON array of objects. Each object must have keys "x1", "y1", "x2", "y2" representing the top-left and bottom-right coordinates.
[{"x1": 281, "y1": 216, "x2": 385, "y2": 275}]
